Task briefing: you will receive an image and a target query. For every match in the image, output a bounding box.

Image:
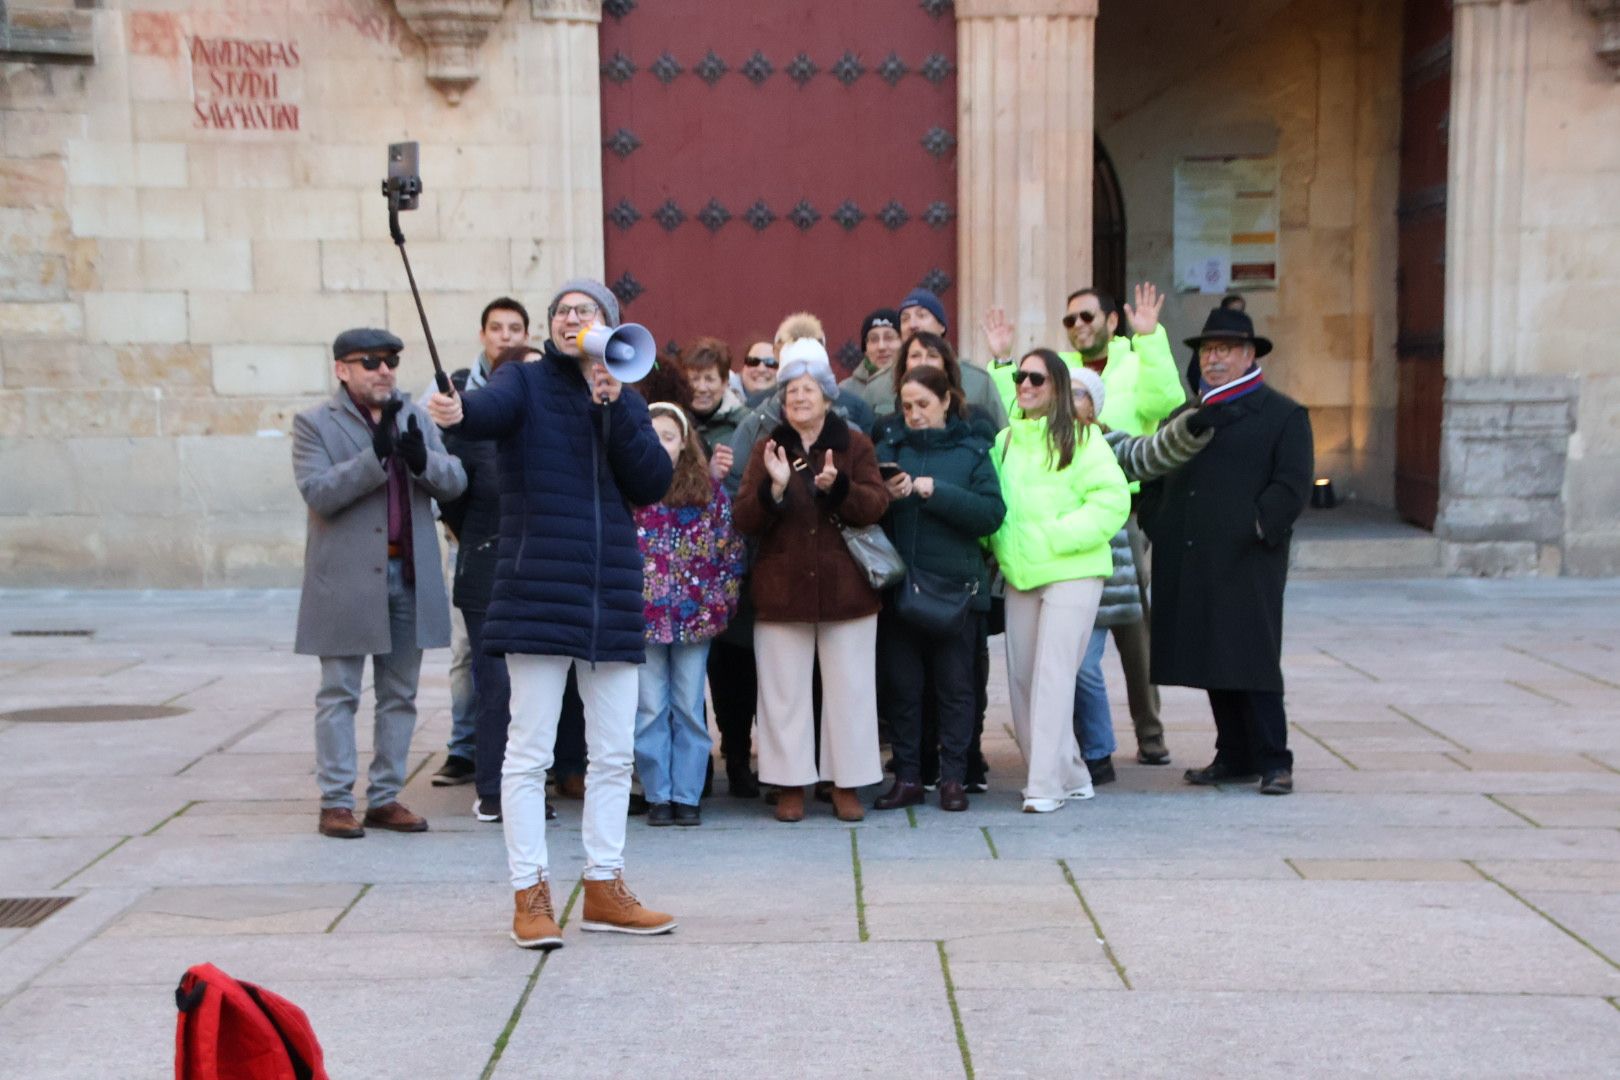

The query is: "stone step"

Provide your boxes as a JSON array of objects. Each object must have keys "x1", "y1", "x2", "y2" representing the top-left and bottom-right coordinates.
[{"x1": 1290, "y1": 502, "x2": 1443, "y2": 578}]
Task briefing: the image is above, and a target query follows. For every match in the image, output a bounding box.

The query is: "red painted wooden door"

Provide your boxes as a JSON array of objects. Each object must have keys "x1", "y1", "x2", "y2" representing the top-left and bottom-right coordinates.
[
  {"x1": 1394, "y1": 0, "x2": 1451, "y2": 530},
  {"x1": 598, "y1": 0, "x2": 958, "y2": 373}
]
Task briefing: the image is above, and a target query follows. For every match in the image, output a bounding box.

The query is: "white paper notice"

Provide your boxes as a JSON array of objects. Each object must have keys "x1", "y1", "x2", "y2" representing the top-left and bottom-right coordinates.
[{"x1": 1173, "y1": 156, "x2": 1279, "y2": 292}]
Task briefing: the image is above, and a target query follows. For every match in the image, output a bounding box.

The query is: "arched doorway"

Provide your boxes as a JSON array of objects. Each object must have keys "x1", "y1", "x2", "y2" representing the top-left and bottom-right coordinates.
[{"x1": 1093, "y1": 137, "x2": 1127, "y2": 306}]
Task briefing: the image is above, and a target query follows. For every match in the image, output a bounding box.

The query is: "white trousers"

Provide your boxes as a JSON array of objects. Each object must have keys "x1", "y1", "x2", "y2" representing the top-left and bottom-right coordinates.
[
  {"x1": 503, "y1": 654, "x2": 638, "y2": 889},
  {"x1": 1004, "y1": 578, "x2": 1105, "y2": 801},
  {"x1": 754, "y1": 616, "x2": 883, "y2": 789}
]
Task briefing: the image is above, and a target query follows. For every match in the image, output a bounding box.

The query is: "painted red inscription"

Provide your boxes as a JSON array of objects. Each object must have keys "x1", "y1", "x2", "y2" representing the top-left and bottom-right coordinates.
[{"x1": 190, "y1": 36, "x2": 302, "y2": 133}]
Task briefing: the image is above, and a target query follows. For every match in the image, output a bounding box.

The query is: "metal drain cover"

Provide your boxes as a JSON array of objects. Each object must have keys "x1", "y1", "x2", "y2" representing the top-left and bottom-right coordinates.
[
  {"x1": 10, "y1": 629, "x2": 94, "y2": 637},
  {"x1": 0, "y1": 896, "x2": 74, "y2": 928},
  {"x1": 0, "y1": 704, "x2": 190, "y2": 723}
]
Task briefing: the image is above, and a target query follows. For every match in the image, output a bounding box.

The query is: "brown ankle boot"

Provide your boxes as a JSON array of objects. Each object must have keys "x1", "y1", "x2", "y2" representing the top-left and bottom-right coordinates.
[
  {"x1": 580, "y1": 873, "x2": 676, "y2": 935},
  {"x1": 774, "y1": 785, "x2": 805, "y2": 822},
  {"x1": 830, "y1": 786, "x2": 865, "y2": 822},
  {"x1": 511, "y1": 881, "x2": 563, "y2": 950}
]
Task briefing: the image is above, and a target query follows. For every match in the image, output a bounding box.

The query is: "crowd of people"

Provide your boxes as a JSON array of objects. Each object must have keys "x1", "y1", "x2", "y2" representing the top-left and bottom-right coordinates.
[{"x1": 290, "y1": 277, "x2": 1315, "y2": 948}]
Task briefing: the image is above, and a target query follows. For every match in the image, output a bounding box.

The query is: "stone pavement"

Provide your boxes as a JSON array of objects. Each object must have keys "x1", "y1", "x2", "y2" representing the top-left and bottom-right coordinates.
[{"x1": 1, "y1": 579, "x2": 1619, "y2": 1079}]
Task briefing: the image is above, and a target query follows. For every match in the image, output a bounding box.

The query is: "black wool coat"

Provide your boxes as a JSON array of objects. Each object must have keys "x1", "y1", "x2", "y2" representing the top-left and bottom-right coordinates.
[
  {"x1": 455, "y1": 341, "x2": 673, "y2": 663},
  {"x1": 1138, "y1": 383, "x2": 1314, "y2": 692}
]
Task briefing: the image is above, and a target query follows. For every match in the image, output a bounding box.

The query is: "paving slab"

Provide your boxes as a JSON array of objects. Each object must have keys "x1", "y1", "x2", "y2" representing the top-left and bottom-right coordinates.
[
  {"x1": 954, "y1": 989, "x2": 1620, "y2": 1080},
  {"x1": 104, "y1": 884, "x2": 363, "y2": 937}
]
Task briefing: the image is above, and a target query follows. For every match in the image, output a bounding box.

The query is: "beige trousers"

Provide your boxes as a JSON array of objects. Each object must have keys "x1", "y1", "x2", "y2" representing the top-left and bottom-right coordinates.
[
  {"x1": 1004, "y1": 577, "x2": 1105, "y2": 801},
  {"x1": 754, "y1": 616, "x2": 884, "y2": 789}
]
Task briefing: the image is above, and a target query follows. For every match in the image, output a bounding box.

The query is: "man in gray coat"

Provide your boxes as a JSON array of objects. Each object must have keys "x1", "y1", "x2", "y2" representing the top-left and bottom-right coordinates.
[{"x1": 293, "y1": 328, "x2": 467, "y2": 839}]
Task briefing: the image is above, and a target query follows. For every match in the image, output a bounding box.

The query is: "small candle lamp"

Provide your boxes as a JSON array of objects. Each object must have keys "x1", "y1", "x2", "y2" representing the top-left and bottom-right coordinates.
[{"x1": 1311, "y1": 478, "x2": 1337, "y2": 509}]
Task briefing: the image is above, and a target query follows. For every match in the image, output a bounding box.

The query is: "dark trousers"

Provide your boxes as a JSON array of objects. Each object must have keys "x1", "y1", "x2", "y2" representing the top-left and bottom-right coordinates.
[
  {"x1": 707, "y1": 637, "x2": 757, "y2": 769},
  {"x1": 880, "y1": 612, "x2": 982, "y2": 785},
  {"x1": 1207, "y1": 689, "x2": 1292, "y2": 774},
  {"x1": 1112, "y1": 518, "x2": 1165, "y2": 750},
  {"x1": 462, "y1": 609, "x2": 510, "y2": 799}
]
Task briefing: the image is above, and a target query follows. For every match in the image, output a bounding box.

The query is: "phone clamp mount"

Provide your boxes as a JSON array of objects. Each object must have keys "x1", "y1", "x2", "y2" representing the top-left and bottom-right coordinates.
[{"x1": 382, "y1": 142, "x2": 450, "y2": 394}]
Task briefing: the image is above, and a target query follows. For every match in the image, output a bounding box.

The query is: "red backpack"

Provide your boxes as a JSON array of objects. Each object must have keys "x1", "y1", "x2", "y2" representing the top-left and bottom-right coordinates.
[{"x1": 175, "y1": 963, "x2": 329, "y2": 1080}]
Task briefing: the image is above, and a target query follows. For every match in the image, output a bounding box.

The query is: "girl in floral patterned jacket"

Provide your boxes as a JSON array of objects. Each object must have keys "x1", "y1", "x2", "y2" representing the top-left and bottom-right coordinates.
[{"x1": 633, "y1": 401, "x2": 745, "y2": 827}]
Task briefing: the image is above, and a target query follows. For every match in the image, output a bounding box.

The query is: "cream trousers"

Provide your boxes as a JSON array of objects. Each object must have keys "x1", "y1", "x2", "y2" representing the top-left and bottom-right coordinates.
[
  {"x1": 754, "y1": 616, "x2": 884, "y2": 789},
  {"x1": 1004, "y1": 577, "x2": 1105, "y2": 801}
]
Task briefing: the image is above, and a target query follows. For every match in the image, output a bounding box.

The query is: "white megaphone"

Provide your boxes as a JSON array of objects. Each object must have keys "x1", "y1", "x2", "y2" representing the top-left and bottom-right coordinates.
[{"x1": 577, "y1": 322, "x2": 657, "y2": 384}]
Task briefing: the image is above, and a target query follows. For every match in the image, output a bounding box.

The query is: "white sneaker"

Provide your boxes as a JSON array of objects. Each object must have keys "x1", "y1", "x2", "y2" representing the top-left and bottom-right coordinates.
[
  {"x1": 1021, "y1": 798, "x2": 1064, "y2": 813},
  {"x1": 1067, "y1": 785, "x2": 1096, "y2": 801}
]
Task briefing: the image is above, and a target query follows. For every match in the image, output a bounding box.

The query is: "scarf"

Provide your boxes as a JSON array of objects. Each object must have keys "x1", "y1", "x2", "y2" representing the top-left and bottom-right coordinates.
[
  {"x1": 347, "y1": 388, "x2": 415, "y2": 584},
  {"x1": 1199, "y1": 364, "x2": 1264, "y2": 405}
]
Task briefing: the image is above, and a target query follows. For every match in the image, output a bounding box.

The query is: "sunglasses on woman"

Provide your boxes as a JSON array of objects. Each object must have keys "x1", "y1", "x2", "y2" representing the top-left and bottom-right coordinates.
[
  {"x1": 1012, "y1": 370, "x2": 1047, "y2": 388},
  {"x1": 1061, "y1": 310, "x2": 1100, "y2": 329},
  {"x1": 744, "y1": 355, "x2": 778, "y2": 369},
  {"x1": 341, "y1": 353, "x2": 402, "y2": 371}
]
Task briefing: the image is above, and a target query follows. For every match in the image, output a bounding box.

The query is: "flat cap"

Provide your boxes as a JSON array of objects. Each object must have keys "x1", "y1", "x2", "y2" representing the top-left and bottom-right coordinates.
[{"x1": 332, "y1": 327, "x2": 404, "y2": 359}]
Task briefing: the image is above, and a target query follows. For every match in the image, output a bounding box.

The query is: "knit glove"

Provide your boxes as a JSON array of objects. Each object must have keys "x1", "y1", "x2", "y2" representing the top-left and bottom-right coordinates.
[
  {"x1": 397, "y1": 414, "x2": 429, "y2": 475},
  {"x1": 1186, "y1": 402, "x2": 1244, "y2": 436},
  {"x1": 373, "y1": 398, "x2": 404, "y2": 461}
]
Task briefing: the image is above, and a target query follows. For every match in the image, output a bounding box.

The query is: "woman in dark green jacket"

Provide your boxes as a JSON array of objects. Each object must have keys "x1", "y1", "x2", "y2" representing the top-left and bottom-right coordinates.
[{"x1": 872, "y1": 365, "x2": 1006, "y2": 812}]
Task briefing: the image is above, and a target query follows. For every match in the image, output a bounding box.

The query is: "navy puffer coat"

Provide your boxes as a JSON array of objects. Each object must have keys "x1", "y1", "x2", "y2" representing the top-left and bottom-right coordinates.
[{"x1": 455, "y1": 341, "x2": 673, "y2": 663}]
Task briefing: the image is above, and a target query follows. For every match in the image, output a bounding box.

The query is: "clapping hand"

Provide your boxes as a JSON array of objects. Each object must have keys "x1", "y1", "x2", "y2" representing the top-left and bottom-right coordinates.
[
  {"x1": 762, "y1": 439, "x2": 793, "y2": 501},
  {"x1": 1123, "y1": 282, "x2": 1165, "y2": 338},
  {"x1": 980, "y1": 306, "x2": 1015, "y2": 361},
  {"x1": 813, "y1": 450, "x2": 838, "y2": 493},
  {"x1": 709, "y1": 443, "x2": 734, "y2": 483},
  {"x1": 397, "y1": 415, "x2": 429, "y2": 475},
  {"x1": 373, "y1": 398, "x2": 404, "y2": 461}
]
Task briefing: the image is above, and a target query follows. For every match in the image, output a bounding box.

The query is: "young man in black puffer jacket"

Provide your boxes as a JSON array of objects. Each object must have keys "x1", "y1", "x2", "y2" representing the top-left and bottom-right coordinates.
[{"x1": 428, "y1": 279, "x2": 676, "y2": 949}]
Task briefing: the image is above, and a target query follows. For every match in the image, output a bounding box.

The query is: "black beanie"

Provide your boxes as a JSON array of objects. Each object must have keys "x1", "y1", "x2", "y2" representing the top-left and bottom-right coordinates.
[{"x1": 861, "y1": 308, "x2": 901, "y2": 350}]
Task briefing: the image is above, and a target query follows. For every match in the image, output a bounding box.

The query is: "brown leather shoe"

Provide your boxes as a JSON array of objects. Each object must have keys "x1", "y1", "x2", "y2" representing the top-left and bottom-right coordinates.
[
  {"x1": 555, "y1": 774, "x2": 586, "y2": 799},
  {"x1": 318, "y1": 807, "x2": 364, "y2": 839},
  {"x1": 774, "y1": 785, "x2": 805, "y2": 823},
  {"x1": 362, "y1": 801, "x2": 428, "y2": 832},
  {"x1": 580, "y1": 873, "x2": 676, "y2": 935},
  {"x1": 830, "y1": 786, "x2": 865, "y2": 822},
  {"x1": 938, "y1": 781, "x2": 969, "y2": 812},
  {"x1": 873, "y1": 778, "x2": 925, "y2": 810},
  {"x1": 511, "y1": 881, "x2": 564, "y2": 950}
]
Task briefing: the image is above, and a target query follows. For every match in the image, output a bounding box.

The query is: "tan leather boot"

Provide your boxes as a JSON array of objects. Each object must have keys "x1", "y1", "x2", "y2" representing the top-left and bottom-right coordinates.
[
  {"x1": 774, "y1": 785, "x2": 805, "y2": 823},
  {"x1": 511, "y1": 881, "x2": 564, "y2": 950},
  {"x1": 830, "y1": 786, "x2": 865, "y2": 822},
  {"x1": 580, "y1": 873, "x2": 676, "y2": 935}
]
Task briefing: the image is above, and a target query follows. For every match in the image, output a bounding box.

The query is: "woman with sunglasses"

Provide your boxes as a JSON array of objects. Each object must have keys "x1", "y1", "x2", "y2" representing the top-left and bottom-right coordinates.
[
  {"x1": 988, "y1": 349, "x2": 1130, "y2": 813},
  {"x1": 739, "y1": 340, "x2": 780, "y2": 408}
]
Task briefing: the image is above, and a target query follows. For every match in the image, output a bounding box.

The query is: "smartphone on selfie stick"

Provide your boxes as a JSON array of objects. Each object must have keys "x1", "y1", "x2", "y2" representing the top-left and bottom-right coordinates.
[{"x1": 382, "y1": 142, "x2": 451, "y2": 395}]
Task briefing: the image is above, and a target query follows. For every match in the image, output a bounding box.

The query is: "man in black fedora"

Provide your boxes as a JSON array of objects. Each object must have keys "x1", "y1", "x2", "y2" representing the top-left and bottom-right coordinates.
[{"x1": 1138, "y1": 307, "x2": 1314, "y2": 795}]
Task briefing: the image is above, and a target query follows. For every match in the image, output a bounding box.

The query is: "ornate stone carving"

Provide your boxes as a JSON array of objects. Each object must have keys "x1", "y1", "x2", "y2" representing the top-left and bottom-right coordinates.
[
  {"x1": 393, "y1": 0, "x2": 511, "y2": 104},
  {"x1": 531, "y1": 0, "x2": 604, "y2": 22},
  {"x1": 1584, "y1": 1, "x2": 1620, "y2": 78}
]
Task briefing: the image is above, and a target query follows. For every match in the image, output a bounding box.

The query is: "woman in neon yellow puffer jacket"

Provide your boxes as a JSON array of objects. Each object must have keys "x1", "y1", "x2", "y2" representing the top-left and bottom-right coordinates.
[{"x1": 989, "y1": 349, "x2": 1131, "y2": 813}]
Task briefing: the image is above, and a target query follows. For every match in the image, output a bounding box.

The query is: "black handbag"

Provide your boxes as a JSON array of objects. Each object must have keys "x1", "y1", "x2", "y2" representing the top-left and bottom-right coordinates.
[{"x1": 892, "y1": 564, "x2": 975, "y2": 637}]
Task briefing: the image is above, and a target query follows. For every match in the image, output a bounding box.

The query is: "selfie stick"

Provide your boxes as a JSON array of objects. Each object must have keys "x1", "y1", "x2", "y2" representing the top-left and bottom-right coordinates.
[{"x1": 384, "y1": 189, "x2": 451, "y2": 395}]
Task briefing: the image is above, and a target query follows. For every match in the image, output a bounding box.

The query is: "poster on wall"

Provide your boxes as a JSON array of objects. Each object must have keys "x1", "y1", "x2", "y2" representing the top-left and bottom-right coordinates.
[{"x1": 1173, "y1": 155, "x2": 1279, "y2": 293}]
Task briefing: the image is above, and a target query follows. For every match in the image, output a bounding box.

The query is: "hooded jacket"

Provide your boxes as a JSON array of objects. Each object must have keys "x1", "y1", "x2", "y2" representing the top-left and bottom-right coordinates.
[{"x1": 454, "y1": 340, "x2": 673, "y2": 662}]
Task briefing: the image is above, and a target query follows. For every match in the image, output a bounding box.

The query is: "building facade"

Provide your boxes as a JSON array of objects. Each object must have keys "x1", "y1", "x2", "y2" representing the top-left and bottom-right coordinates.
[{"x1": 1, "y1": 0, "x2": 1616, "y2": 584}]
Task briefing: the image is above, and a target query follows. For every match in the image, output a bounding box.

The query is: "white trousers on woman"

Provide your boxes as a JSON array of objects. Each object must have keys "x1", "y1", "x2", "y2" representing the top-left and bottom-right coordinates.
[
  {"x1": 754, "y1": 616, "x2": 884, "y2": 789},
  {"x1": 1004, "y1": 578, "x2": 1105, "y2": 801}
]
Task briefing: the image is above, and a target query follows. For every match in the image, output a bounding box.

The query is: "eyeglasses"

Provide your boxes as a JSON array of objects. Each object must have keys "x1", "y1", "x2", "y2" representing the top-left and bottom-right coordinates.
[
  {"x1": 340, "y1": 353, "x2": 401, "y2": 371},
  {"x1": 1012, "y1": 370, "x2": 1047, "y2": 388},
  {"x1": 744, "y1": 355, "x2": 778, "y2": 369},
  {"x1": 553, "y1": 302, "x2": 600, "y2": 321},
  {"x1": 1061, "y1": 310, "x2": 1100, "y2": 329},
  {"x1": 1198, "y1": 340, "x2": 1246, "y2": 358}
]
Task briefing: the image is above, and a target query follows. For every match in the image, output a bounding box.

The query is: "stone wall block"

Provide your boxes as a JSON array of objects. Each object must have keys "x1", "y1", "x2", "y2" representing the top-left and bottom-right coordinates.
[
  {"x1": 251, "y1": 240, "x2": 321, "y2": 293},
  {"x1": 1453, "y1": 437, "x2": 1567, "y2": 498},
  {"x1": 1444, "y1": 374, "x2": 1579, "y2": 404},
  {"x1": 117, "y1": 345, "x2": 213, "y2": 393},
  {"x1": 0, "y1": 159, "x2": 67, "y2": 209},
  {"x1": 1, "y1": 340, "x2": 116, "y2": 388},
  {"x1": 0, "y1": 301, "x2": 83, "y2": 337},
  {"x1": 187, "y1": 144, "x2": 297, "y2": 190},
  {"x1": 0, "y1": 254, "x2": 69, "y2": 302},
  {"x1": 137, "y1": 189, "x2": 206, "y2": 240},
  {"x1": 201, "y1": 512, "x2": 305, "y2": 588},
  {"x1": 1562, "y1": 454, "x2": 1620, "y2": 530},
  {"x1": 1434, "y1": 496, "x2": 1564, "y2": 543},
  {"x1": 67, "y1": 437, "x2": 183, "y2": 515},
  {"x1": 0, "y1": 515, "x2": 206, "y2": 587},
  {"x1": 203, "y1": 190, "x2": 362, "y2": 241},
  {"x1": 0, "y1": 206, "x2": 71, "y2": 256},
  {"x1": 137, "y1": 239, "x2": 254, "y2": 292},
  {"x1": 1441, "y1": 540, "x2": 1541, "y2": 577},
  {"x1": 320, "y1": 239, "x2": 510, "y2": 293},
  {"x1": 3, "y1": 110, "x2": 88, "y2": 159},
  {"x1": 158, "y1": 397, "x2": 312, "y2": 437},
  {"x1": 188, "y1": 292, "x2": 386, "y2": 346},
  {"x1": 83, "y1": 291, "x2": 188, "y2": 344},
  {"x1": 0, "y1": 436, "x2": 80, "y2": 515},
  {"x1": 0, "y1": 388, "x2": 162, "y2": 438},
  {"x1": 212, "y1": 345, "x2": 331, "y2": 397},
  {"x1": 65, "y1": 140, "x2": 187, "y2": 188},
  {"x1": 68, "y1": 187, "x2": 142, "y2": 239},
  {"x1": 177, "y1": 436, "x2": 304, "y2": 516}
]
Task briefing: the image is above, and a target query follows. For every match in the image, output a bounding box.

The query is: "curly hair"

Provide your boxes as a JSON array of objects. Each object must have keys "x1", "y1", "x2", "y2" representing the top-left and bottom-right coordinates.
[{"x1": 648, "y1": 403, "x2": 713, "y2": 509}]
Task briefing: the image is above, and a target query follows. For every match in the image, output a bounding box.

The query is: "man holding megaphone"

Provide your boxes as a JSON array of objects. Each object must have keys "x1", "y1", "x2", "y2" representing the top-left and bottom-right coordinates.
[{"x1": 427, "y1": 279, "x2": 677, "y2": 949}]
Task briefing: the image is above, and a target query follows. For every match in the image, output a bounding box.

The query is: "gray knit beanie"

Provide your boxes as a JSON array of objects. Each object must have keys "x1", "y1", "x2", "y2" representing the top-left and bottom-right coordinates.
[
  {"x1": 547, "y1": 278, "x2": 621, "y2": 328},
  {"x1": 1071, "y1": 366, "x2": 1106, "y2": 418}
]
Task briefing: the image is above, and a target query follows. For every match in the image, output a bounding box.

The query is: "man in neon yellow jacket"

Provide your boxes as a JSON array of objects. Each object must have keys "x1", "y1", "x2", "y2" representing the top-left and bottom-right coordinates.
[{"x1": 981, "y1": 284, "x2": 1187, "y2": 768}]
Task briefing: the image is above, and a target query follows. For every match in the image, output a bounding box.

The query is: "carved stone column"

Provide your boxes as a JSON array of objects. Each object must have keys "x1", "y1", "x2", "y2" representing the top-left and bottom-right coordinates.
[
  {"x1": 529, "y1": 0, "x2": 606, "y2": 279},
  {"x1": 1584, "y1": 1, "x2": 1620, "y2": 78},
  {"x1": 955, "y1": 0, "x2": 1097, "y2": 356},
  {"x1": 1436, "y1": 0, "x2": 1575, "y2": 575}
]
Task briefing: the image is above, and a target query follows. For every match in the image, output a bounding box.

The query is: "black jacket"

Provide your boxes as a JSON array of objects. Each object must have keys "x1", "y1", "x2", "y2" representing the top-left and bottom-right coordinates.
[
  {"x1": 1139, "y1": 383, "x2": 1313, "y2": 692},
  {"x1": 455, "y1": 341, "x2": 673, "y2": 662}
]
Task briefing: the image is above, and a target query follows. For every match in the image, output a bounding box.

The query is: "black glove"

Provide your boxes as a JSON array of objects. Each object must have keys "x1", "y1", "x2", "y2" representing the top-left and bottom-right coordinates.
[
  {"x1": 1186, "y1": 402, "x2": 1244, "y2": 436},
  {"x1": 397, "y1": 414, "x2": 429, "y2": 475},
  {"x1": 373, "y1": 398, "x2": 404, "y2": 461}
]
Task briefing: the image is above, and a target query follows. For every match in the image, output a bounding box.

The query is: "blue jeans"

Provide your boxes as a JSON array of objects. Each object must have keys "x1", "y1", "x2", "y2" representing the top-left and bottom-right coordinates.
[
  {"x1": 1073, "y1": 626, "x2": 1116, "y2": 761},
  {"x1": 634, "y1": 641, "x2": 713, "y2": 806}
]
